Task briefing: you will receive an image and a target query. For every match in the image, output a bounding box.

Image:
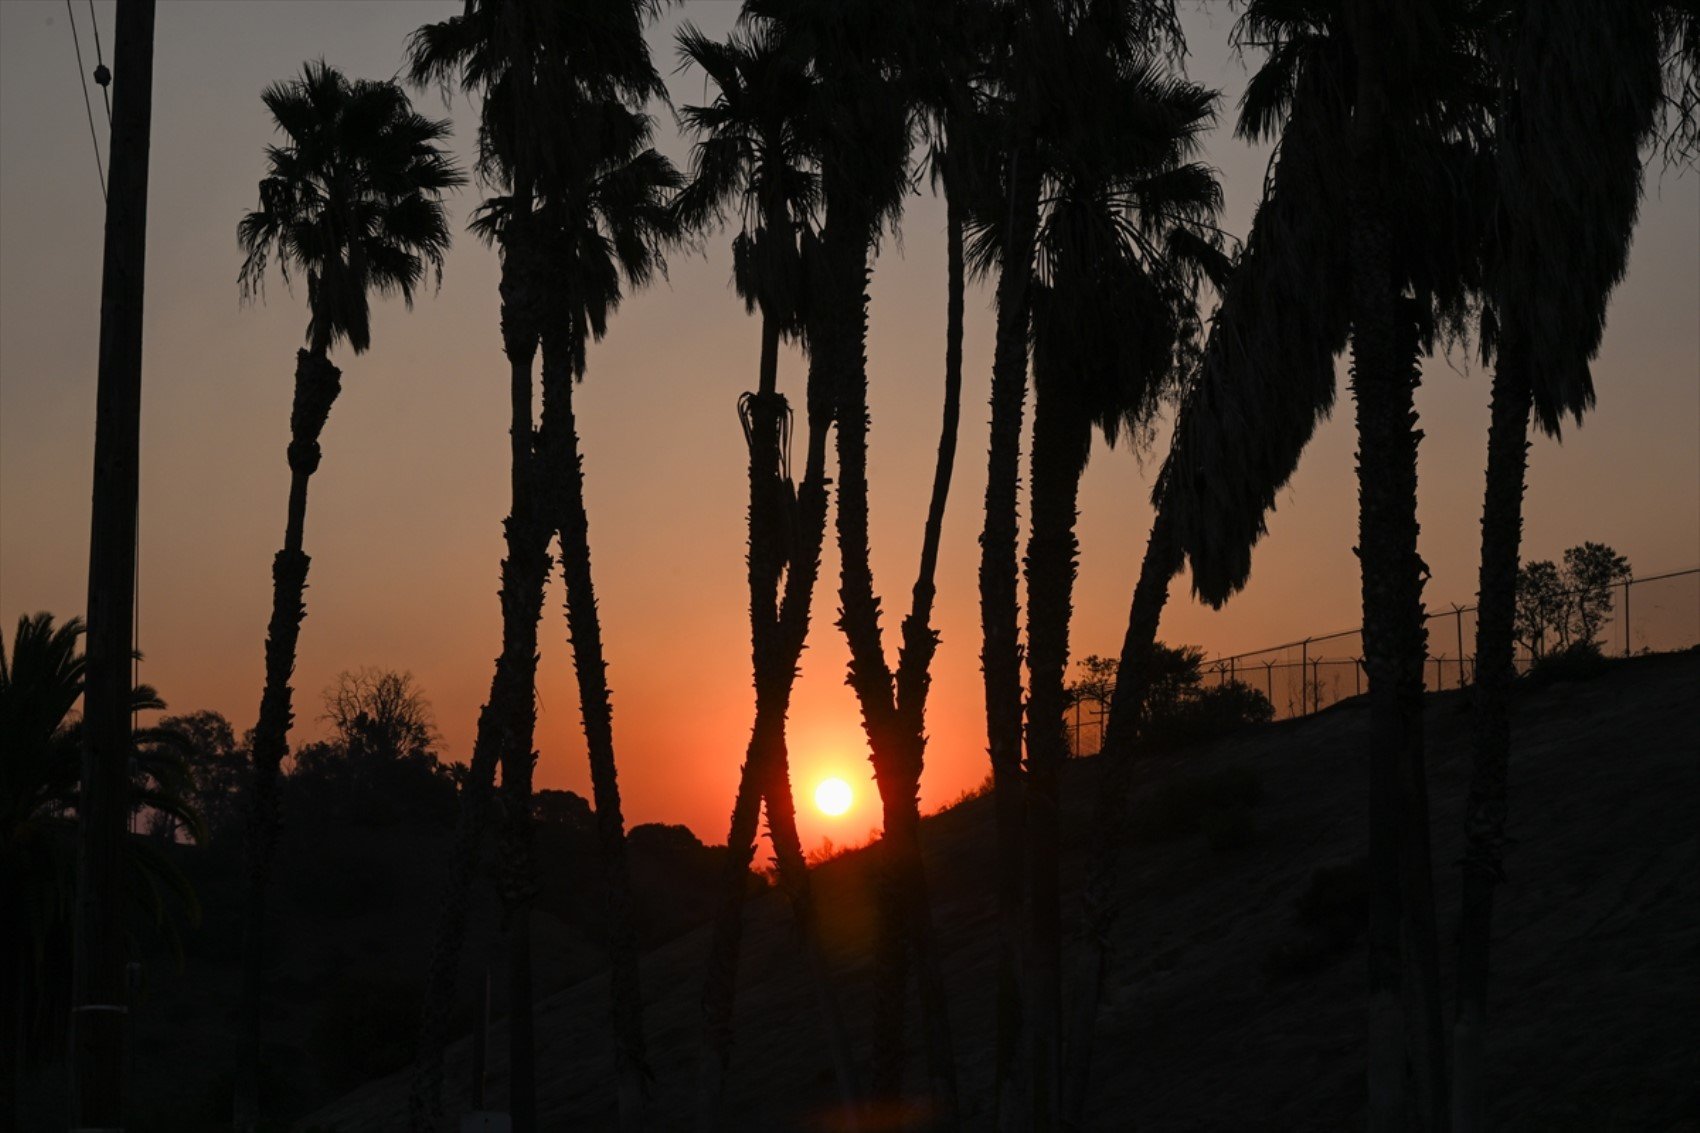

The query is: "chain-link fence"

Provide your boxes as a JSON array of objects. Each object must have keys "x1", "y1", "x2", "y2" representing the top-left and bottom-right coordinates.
[{"x1": 1066, "y1": 567, "x2": 1699, "y2": 752}]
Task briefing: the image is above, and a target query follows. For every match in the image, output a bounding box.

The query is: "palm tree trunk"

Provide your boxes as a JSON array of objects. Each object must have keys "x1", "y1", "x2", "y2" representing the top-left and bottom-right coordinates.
[
  {"x1": 1452, "y1": 346, "x2": 1532, "y2": 1133},
  {"x1": 541, "y1": 342, "x2": 647, "y2": 1131},
  {"x1": 409, "y1": 237, "x2": 550, "y2": 1133},
  {"x1": 72, "y1": 4, "x2": 154, "y2": 1124},
  {"x1": 821, "y1": 212, "x2": 915, "y2": 1108},
  {"x1": 692, "y1": 304, "x2": 792, "y2": 1123},
  {"x1": 762, "y1": 714, "x2": 863, "y2": 1128},
  {"x1": 1059, "y1": 500, "x2": 1180, "y2": 1131},
  {"x1": 1021, "y1": 390, "x2": 1089, "y2": 1132},
  {"x1": 982, "y1": 144, "x2": 1042, "y2": 1130},
  {"x1": 239, "y1": 341, "x2": 340, "y2": 1130},
  {"x1": 888, "y1": 180, "x2": 967, "y2": 1130},
  {"x1": 695, "y1": 387, "x2": 860, "y2": 1130},
  {"x1": 1347, "y1": 36, "x2": 1448, "y2": 1117}
]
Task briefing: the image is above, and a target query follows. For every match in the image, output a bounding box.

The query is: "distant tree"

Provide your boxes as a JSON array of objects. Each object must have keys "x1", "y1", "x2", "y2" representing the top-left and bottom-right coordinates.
[
  {"x1": 1510, "y1": 545, "x2": 1633, "y2": 663},
  {"x1": 533, "y1": 788, "x2": 594, "y2": 831},
  {"x1": 235, "y1": 59, "x2": 461, "y2": 1132},
  {"x1": 323, "y1": 667, "x2": 437, "y2": 758},
  {"x1": 284, "y1": 669, "x2": 454, "y2": 827},
  {"x1": 1067, "y1": 655, "x2": 1119, "y2": 712},
  {"x1": 1065, "y1": 655, "x2": 1119, "y2": 754},
  {"x1": 1512, "y1": 560, "x2": 1567, "y2": 659},
  {"x1": 158, "y1": 711, "x2": 247, "y2": 844},
  {"x1": 1561, "y1": 542, "x2": 1632, "y2": 649},
  {"x1": 1069, "y1": 643, "x2": 1274, "y2": 754}
]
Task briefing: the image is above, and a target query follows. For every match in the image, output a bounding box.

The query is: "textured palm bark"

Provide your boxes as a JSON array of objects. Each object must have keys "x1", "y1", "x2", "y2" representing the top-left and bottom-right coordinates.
[
  {"x1": 1020, "y1": 393, "x2": 1089, "y2": 1132},
  {"x1": 542, "y1": 350, "x2": 648, "y2": 1130},
  {"x1": 889, "y1": 185, "x2": 967, "y2": 1129},
  {"x1": 981, "y1": 146, "x2": 1043, "y2": 1130},
  {"x1": 693, "y1": 364, "x2": 783, "y2": 1120},
  {"x1": 828, "y1": 178, "x2": 964, "y2": 1123},
  {"x1": 820, "y1": 211, "x2": 912, "y2": 1104},
  {"x1": 1059, "y1": 501, "x2": 1180, "y2": 1131},
  {"x1": 240, "y1": 345, "x2": 340, "y2": 1130},
  {"x1": 409, "y1": 236, "x2": 550, "y2": 1132},
  {"x1": 695, "y1": 340, "x2": 858, "y2": 1128},
  {"x1": 1452, "y1": 349, "x2": 1532, "y2": 1133},
  {"x1": 1347, "y1": 44, "x2": 1448, "y2": 1119}
]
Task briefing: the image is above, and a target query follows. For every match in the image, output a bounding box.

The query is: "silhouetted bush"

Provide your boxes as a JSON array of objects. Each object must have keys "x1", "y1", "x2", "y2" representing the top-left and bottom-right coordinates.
[
  {"x1": 628, "y1": 822, "x2": 706, "y2": 856},
  {"x1": 286, "y1": 738, "x2": 458, "y2": 828},
  {"x1": 1264, "y1": 858, "x2": 1368, "y2": 981},
  {"x1": 535, "y1": 787, "x2": 595, "y2": 830},
  {"x1": 1067, "y1": 645, "x2": 1274, "y2": 757},
  {"x1": 1526, "y1": 639, "x2": 1609, "y2": 687},
  {"x1": 1146, "y1": 679, "x2": 1276, "y2": 748}
]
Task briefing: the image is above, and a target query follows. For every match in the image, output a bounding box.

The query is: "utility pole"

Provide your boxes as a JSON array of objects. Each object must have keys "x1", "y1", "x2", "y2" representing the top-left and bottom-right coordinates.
[{"x1": 71, "y1": 1, "x2": 155, "y2": 1127}]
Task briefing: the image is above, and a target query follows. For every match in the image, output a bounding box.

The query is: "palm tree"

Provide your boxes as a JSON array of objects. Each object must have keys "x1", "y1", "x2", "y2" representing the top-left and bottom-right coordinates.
[
  {"x1": 1018, "y1": 47, "x2": 1223, "y2": 1124},
  {"x1": 748, "y1": 0, "x2": 987, "y2": 1115},
  {"x1": 1, "y1": 614, "x2": 201, "y2": 1127},
  {"x1": 404, "y1": 6, "x2": 662, "y2": 1127},
  {"x1": 235, "y1": 60, "x2": 459, "y2": 1129},
  {"x1": 482, "y1": 85, "x2": 681, "y2": 1131},
  {"x1": 1454, "y1": 5, "x2": 1668, "y2": 1129},
  {"x1": 1058, "y1": 5, "x2": 1487, "y2": 1125},
  {"x1": 1334, "y1": 2, "x2": 1488, "y2": 1126},
  {"x1": 673, "y1": 23, "x2": 869, "y2": 1127},
  {"x1": 967, "y1": 4, "x2": 1185, "y2": 1118},
  {"x1": 1059, "y1": 26, "x2": 1354, "y2": 1125}
]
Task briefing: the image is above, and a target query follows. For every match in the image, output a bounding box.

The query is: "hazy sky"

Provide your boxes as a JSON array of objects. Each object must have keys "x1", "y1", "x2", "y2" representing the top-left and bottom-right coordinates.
[{"x1": 2, "y1": 1, "x2": 1696, "y2": 848}]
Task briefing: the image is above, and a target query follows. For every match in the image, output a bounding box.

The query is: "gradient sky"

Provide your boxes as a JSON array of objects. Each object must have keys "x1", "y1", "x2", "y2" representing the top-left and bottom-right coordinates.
[{"x1": 2, "y1": 1, "x2": 1696, "y2": 849}]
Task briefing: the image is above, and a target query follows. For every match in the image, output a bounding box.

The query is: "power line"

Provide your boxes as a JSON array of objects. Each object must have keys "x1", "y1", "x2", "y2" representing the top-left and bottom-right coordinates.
[
  {"x1": 66, "y1": 0, "x2": 106, "y2": 201},
  {"x1": 88, "y1": 0, "x2": 112, "y2": 124}
]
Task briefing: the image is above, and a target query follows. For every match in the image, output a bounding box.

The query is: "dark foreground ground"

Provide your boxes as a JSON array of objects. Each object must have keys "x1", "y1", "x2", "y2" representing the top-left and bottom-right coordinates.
[{"x1": 300, "y1": 651, "x2": 1700, "y2": 1131}]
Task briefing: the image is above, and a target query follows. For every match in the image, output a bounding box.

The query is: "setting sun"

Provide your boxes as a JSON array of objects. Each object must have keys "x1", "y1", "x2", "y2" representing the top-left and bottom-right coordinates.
[{"x1": 814, "y1": 777, "x2": 853, "y2": 817}]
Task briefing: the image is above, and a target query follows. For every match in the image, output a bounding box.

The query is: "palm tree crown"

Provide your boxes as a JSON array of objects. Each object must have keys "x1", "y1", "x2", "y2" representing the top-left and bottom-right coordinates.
[
  {"x1": 1029, "y1": 53, "x2": 1225, "y2": 472},
  {"x1": 238, "y1": 60, "x2": 463, "y2": 356},
  {"x1": 407, "y1": 0, "x2": 664, "y2": 196},
  {"x1": 472, "y1": 96, "x2": 682, "y2": 373},
  {"x1": 675, "y1": 21, "x2": 820, "y2": 334}
]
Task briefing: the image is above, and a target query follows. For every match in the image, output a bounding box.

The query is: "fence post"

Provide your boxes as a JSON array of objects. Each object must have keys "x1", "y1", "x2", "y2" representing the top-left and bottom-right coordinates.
[
  {"x1": 1265, "y1": 661, "x2": 1274, "y2": 706},
  {"x1": 1623, "y1": 577, "x2": 1632, "y2": 657},
  {"x1": 1300, "y1": 639, "x2": 1310, "y2": 715},
  {"x1": 1455, "y1": 605, "x2": 1466, "y2": 688}
]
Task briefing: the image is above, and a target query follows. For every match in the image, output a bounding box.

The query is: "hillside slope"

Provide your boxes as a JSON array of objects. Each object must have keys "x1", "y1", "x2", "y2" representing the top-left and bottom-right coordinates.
[{"x1": 304, "y1": 652, "x2": 1700, "y2": 1131}]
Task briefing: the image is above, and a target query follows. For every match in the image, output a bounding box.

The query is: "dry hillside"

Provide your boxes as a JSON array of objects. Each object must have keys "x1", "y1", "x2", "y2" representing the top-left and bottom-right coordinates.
[{"x1": 304, "y1": 651, "x2": 1700, "y2": 1131}]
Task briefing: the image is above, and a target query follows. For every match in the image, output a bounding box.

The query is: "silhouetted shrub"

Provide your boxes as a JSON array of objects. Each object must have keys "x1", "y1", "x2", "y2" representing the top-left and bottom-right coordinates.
[
  {"x1": 629, "y1": 822, "x2": 706, "y2": 856},
  {"x1": 1067, "y1": 645, "x2": 1274, "y2": 757},
  {"x1": 1527, "y1": 639, "x2": 1608, "y2": 686},
  {"x1": 1264, "y1": 858, "x2": 1368, "y2": 981},
  {"x1": 534, "y1": 788, "x2": 595, "y2": 830},
  {"x1": 1146, "y1": 680, "x2": 1276, "y2": 748}
]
